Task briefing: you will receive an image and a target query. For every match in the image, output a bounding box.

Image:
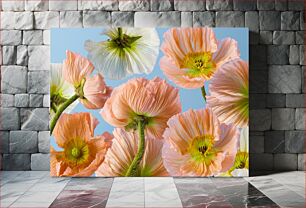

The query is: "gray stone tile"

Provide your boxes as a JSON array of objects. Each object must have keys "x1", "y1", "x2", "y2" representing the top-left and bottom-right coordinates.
[
  {"x1": 274, "y1": 153, "x2": 298, "y2": 170},
  {"x1": 264, "y1": 131, "x2": 285, "y2": 153},
  {"x1": 285, "y1": 130, "x2": 305, "y2": 153},
  {"x1": 272, "y1": 108, "x2": 295, "y2": 130}
]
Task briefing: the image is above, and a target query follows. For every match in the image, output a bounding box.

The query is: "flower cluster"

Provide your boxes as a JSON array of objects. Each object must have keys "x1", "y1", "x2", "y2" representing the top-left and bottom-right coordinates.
[{"x1": 50, "y1": 27, "x2": 249, "y2": 177}]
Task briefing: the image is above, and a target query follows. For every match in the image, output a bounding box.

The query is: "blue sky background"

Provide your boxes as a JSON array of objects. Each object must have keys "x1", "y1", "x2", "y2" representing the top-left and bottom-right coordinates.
[{"x1": 51, "y1": 28, "x2": 248, "y2": 150}]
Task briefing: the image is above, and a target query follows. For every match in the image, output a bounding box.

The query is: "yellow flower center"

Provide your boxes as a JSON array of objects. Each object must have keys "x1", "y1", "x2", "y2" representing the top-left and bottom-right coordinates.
[
  {"x1": 64, "y1": 138, "x2": 90, "y2": 165},
  {"x1": 75, "y1": 78, "x2": 86, "y2": 99},
  {"x1": 182, "y1": 52, "x2": 216, "y2": 79},
  {"x1": 232, "y1": 151, "x2": 249, "y2": 170},
  {"x1": 188, "y1": 135, "x2": 218, "y2": 165}
]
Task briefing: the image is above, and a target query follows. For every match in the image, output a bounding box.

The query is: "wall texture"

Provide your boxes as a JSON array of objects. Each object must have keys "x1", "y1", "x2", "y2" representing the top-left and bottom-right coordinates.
[{"x1": 0, "y1": 0, "x2": 304, "y2": 173}]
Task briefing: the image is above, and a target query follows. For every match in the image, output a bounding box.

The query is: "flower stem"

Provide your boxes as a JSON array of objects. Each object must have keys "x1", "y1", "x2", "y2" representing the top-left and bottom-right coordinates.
[
  {"x1": 201, "y1": 86, "x2": 206, "y2": 102},
  {"x1": 50, "y1": 94, "x2": 79, "y2": 134},
  {"x1": 125, "y1": 120, "x2": 145, "y2": 177}
]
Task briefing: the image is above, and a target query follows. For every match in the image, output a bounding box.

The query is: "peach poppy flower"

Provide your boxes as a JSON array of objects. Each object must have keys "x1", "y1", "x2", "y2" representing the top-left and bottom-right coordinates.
[
  {"x1": 100, "y1": 77, "x2": 182, "y2": 139},
  {"x1": 51, "y1": 113, "x2": 112, "y2": 177},
  {"x1": 206, "y1": 59, "x2": 249, "y2": 128},
  {"x1": 160, "y1": 27, "x2": 240, "y2": 89},
  {"x1": 62, "y1": 50, "x2": 112, "y2": 109},
  {"x1": 162, "y1": 109, "x2": 239, "y2": 176},
  {"x1": 96, "y1": 128, "x2": 168, "y2": 177}
]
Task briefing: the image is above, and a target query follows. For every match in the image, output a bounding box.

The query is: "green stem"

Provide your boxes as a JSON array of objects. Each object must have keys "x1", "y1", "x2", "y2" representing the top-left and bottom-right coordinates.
[
  {"x1": 50, "y1": 94, "x2": 79, "y2": 134},
  {"x1": 125, "y1": 120, "x2": 145, "y2": 177},
  {"x1": 201, "y1": 86, "x2": 206, "y2": 102}
]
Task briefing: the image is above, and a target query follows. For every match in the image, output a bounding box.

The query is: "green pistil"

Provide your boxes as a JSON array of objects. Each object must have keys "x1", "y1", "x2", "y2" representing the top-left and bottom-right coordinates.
[{"x1": 71, "y1": 147, "x2": 81, "y2": 158}]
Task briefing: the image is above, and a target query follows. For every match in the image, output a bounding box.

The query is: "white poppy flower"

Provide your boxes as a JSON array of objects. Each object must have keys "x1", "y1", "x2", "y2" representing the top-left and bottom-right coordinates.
[
  {"x1": 231, "y1": 168, "x2": 248, "y2": 177},
  {"x1": 84, "y1": 27, "x2": 160, "y2": 80},
  {"x1": 50, "y1": 63, "x2": 78, "y2": 118}
]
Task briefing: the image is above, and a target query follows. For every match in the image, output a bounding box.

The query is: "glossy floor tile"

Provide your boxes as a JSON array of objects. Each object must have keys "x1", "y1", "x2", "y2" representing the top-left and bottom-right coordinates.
[{"x1": 0, "y1": 171, "x2": 304, "y2": 208}]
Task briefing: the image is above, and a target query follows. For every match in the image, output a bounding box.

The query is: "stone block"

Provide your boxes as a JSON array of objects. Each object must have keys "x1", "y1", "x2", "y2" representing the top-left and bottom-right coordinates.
[
  {"x1": 233, "y1": 0, "x2": 256, "y2": 10},
  {"x1": 285, "y1": 131, "x2": 304, "y2": 153},
  {"x1": 2, "y1": 46, "x2": 17, "y2": 65},
  {"x1": 289, "y1": 45, "x2": 300, "y2": 64},
  {"x1": 38, "y1": 131, "x2": 50, "y2": 153},
  {"x1": 300, "y1": 45, "x2": 304, "y2": 65},
  {"x1": 288, "y1": 0, "x2": 304, "y2": 11},
  {"x1": 0, "y1": 94, "x2": 14, "y2": 107},
  {"x1": 27, "y1": 71, "x2": 49, "y2": 94},
  {"x1": 135, "y1": 12, "x2": 180, "y2": 27},
  {"x1": 266, "y1": 94, "x2": 285, "y2": 108},
  {"x1": 281, "y1": 11, "x2": 300, "y2": 30},
  {"x1": 15, "y1": 94, "x2": 29, "y2": 107},
  {"x1": 0, "y1": 131, "x2": 9, "y2": 153},
  {"x1": 193, "y1": 12, "x2": 215, "y2": 27},
  {"x1": 181, "y1": 12, "x2": 192, "y2": 27},
  {"x1": 249, "y1": 94, "x2": 266, "y2": 109},
  {"x1": 49, "y1": 0, "x2": 77, "y2": 10},
  {"x1": 60, "y1": 11, "x2": 82, "y2": 28},
  {"x1": 260, "y1": 31, "x2": 272, "y2": 44},
  {"x1": 249, "y1": 135, "x2": 264, "y2": 153},
  {"x1": 43, "y1": 95, "x2": 50, "y2": 107},
  {"x1": 119, "y1": 0, "x2": 150, "y2": 11},
  {"x1": 21, "y1": 108, "x2": 49, "y2": 131},
  {"x1": 78, "y1": 0, "x2": 119, "y2": 10},
  {"x1": 28, "y1": 46, "x2": 50, "y2": 71},
  {"x1": 300, "y1": 12, "x2": 304, "y2": 30},
  {"x1": 14, "y1": 11, "x2": 33, "y2": 30},
  {"x1": 29, "y1": 94, "x2": 43, "y2": 107},
  {"x1": 1, "y1": 12, "x2": 15, "y2": 29},
  {"x1": 250, "y1": 109, "x2": 271, "y2": 131},
  {"x1": 275, "y1": 0, "x2": 287, "y2": 11},
  {"x1": 1, "y1": 66, "x2": 27, "y2": 94},
  {"x1": 43, "y1": 30, "x2": 50, "y2": 45},
  {"x1": 250, "y1": 153, "x2": 273, "y2": 170},
  {"x1": 264, "y1": 131, "x2": 285, "y2": 153},
  {"x1": 286, "y1": 94, "x2": 304, "y2": 107},
  {"x1": 272, "y1": 108, "x2": 295, "y2": 130},
  {"x1": 245, "y1": 11, "x2": 258, "y2": 32},
  {"x1": 206, "y1": 0, "x2": 233, "y2": 10},
  {"x1": 295, "y1": 108, "x2": 305, "y2": 130},
  {"x1": 296, "y1": 31, "x2": 304, "y2": 44},
  {"x1": 2, "y1": 154, "x2": 31, "y2": 170},
  {"x1": 273, "y1": 31, "x2": 295, "y2": 45},
  {"x1": 216, "y1": 11, "x2": 244, "y2": 27},
  {"x1": 112, "y1": 12, "x2": 134, "y2": 27},
  {"x1": 23, "y1": 30, "x2": 43, "y2": 45},
  {"x1": 298, "y1": 154, "x2": 305, "y2": 170},
  {"x1": 1, "y1": 30, "x2": 22, "y2": 45},
  {"x1": 259, "y1": 11, "x2": 281, "y2": 30},
  {"x1": 257, "y1": 0, "x2": 274, "y2": 10},
  {"x1": 83, "y1": 11, "x2": 111, "y2": 28},
  {"x1": 25, "y1": 0, "x2": 49, "y2": 11},
  {"x1": 174, "y1": 0, "x2": 205, "y2": 11},
  {"x1": 31, "y1": 154, "x2": 50, "y2": 170},
  {"x1": 10, "y1": 131, "x2": 38, "y2": 153},
  {"x1": 2, "y1": 1, "x2": 24, "y2": 11},
  {"x1": 151, "y1": 0, "x2": 173, "y2": 11},
  {"x1": 0, "y1": 108, "x2": 20, "y2": 130},
  {"x1": 269, "y1": 65, "x2": 301, "y2": 93},
  {"x1": 250, "y1": 70, "x2": 268, "y2": 93},
  {"x1": 34, "y1": 12, "x2": 59, "y2": 29},
  {"x1": 17, "y1": 45, "x2": 28, "y2": 66},
  {"x1": 267, "y1": 45, "x2": 289, "y2": 64},
  {"x1": 274, "y1": 154, "x2": 297, "y2": 170}
]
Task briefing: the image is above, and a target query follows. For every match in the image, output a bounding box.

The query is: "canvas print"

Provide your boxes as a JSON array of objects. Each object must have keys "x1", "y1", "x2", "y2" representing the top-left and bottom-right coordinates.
[{"x1": 50, "y1": 27, "x2": 249, "y2": 177}]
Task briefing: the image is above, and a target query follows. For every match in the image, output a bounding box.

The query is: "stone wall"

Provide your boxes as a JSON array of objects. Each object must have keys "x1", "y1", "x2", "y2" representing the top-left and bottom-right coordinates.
[{"x1": 0, "y1": 0, "x2": 305, "y2": 172}]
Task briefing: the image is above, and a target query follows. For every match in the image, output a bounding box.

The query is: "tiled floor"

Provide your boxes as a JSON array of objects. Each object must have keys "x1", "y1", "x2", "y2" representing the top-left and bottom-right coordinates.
[{"x1": 1, "y1": 171, "x2": 305, "y2": 208}]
